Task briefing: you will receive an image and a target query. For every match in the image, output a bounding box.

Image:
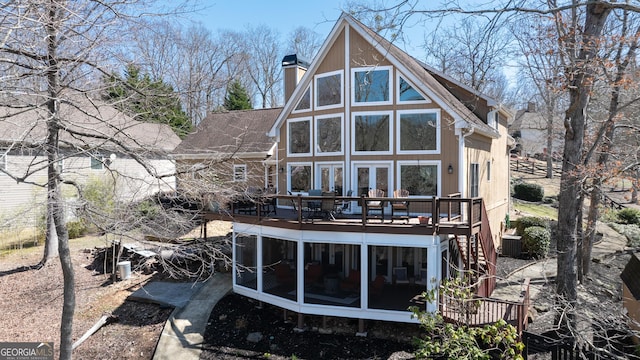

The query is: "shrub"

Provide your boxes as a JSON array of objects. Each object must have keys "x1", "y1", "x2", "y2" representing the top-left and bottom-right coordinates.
[
  {"x1": 522, "y1": 226, "x2": 550, "y2": 259},
  {"x1": 67, "y1": 220, "x2": 87, "y2": 239},
  {"x1": 616, "y1": 208, "x2": 640, "y2": 225},
  {"x1": 515, "y1": 216, "x2": 548, "y2": 236},
  {"x1": 513, "y1": 182, "x2": 544, "y2": 202}
]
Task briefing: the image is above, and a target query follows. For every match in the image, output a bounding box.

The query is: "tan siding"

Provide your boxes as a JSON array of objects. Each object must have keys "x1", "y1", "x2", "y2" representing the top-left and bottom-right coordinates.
[
  {"x1": 349, "y1": 29, "x2": 392, "y2": 67},
  {"x1": 316, "y1": 29, "x2": 345, "y2": 74}
]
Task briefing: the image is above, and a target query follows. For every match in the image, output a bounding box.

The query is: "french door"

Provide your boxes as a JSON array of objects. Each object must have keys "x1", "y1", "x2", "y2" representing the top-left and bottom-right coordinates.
[
  {"x1": 352, "y1": 162, "x2": 392, "y2": 212},
  {"x1": 317, "y1": 163, "x2": 344, "y2": 195}
]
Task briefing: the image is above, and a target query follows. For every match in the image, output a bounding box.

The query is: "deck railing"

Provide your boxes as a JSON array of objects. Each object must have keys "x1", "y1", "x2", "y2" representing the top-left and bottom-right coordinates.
[
  {"x1": 216, "y1": 193, "x2": 485, "y2": 234},
  {"x1": 439, "y1": 278, "x2": 531, "y2": 336}
]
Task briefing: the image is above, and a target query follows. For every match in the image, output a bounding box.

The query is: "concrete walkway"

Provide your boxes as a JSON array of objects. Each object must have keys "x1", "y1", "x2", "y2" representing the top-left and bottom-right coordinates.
[
  {"x1": 492, "y1": 221, "x2": 629, "y2": 302},
  {"x1": 153, "y1": 272, "x2": 232, "y2": 360}
]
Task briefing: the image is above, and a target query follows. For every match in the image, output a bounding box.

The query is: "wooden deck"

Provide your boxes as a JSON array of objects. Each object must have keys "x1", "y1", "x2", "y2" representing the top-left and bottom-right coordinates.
[{"x1": 202, "y1": 194, "x2": 484, "y2": 238}]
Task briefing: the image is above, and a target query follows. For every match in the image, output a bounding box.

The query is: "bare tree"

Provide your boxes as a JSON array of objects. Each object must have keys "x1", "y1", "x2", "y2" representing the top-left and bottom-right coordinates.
[
  {"x1": 286, "y1": 26, "x2": 323, "y2": 61},
  {"x1": 244, "y1": 25, "x2": 283, "y2": 108},
  {"x1": 0, "y1": 1, "x2": 196, "y2": 358}
]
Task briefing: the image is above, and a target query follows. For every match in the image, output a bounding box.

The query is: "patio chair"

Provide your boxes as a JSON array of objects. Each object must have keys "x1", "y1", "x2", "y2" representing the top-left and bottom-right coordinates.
[
  {"x1": 321, "y1": 191, "x2": 337, "y2": 220},
  {"x1": 365, "y1": 189, "x2": 385, "y2": 222},
  {"x1": 335, "y1": 189, "x2": 353, "y2": 216},
  {"x1": 391, "y1": 189, "x2": 410, "y2": 223},
  {"x1": 306, "y1": 189, "x2": 323, "y2": 221}
]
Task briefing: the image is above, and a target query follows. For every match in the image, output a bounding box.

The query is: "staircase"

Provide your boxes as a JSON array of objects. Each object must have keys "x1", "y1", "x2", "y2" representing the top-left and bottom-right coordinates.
[{"x1": 453, "y1": 202, "x2": 497, "y2": 297}]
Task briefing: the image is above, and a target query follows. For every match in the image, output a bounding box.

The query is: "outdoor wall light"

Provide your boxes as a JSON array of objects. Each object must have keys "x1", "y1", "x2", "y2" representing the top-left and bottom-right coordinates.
[
  {"x1": 279, "y1": 167, "x2": 284, "y2": 173},
  {"x1": 448, "y1": 164, "x2": 454, "y2": 174}
]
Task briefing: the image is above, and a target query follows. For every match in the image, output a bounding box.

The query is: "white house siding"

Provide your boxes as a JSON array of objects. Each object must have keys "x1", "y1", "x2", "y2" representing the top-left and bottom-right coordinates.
[{"x1": 0, "y1": 153, "x2": 175, "y2": 228}]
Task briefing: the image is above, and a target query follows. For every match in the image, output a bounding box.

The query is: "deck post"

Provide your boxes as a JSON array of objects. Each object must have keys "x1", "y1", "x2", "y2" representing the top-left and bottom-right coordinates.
[{"x1": 298, "y1": 313, "x2": 304, "y2": 329}]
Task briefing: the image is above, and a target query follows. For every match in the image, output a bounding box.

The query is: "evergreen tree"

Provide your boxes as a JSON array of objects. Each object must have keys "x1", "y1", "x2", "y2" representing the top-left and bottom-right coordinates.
[
  {"x1": 223, "y1": 80, "x2": 252, "y2": 110},
  {"x1": 104, "y1": 65, "x2": 193, "y2": 138}
]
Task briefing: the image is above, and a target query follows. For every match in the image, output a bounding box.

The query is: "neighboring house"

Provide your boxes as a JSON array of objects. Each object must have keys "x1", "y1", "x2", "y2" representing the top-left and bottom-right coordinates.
[
  {"x1": 173, "y1": 108, "x2": 281, "y2": 205},
  {"x1": 621, "y1": 253, "x2": 640, "y2": 334},
  {"x1": 0, "y1": 97, "x2": 180, "y2": 228},
  {"x1": 509, "y1": 102, "x2": 561, "y2": 159},
  {"x1": 210, "y1": 13, "x2": 515, "y2": 328}
]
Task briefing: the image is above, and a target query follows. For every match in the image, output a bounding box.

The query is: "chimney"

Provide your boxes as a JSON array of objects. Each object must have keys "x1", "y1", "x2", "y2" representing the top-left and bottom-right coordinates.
[
  {"x1": 282, "y1": 54, "x2": 310, "y2": 104},
  {"x1": 527, "y1": 101, "x2": 536, "y2": 112}
]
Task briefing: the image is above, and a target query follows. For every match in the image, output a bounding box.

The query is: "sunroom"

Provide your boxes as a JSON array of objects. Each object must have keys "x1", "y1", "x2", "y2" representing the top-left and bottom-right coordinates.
[{"x1": 231, "y1": 222, "x2": 461, "y2": 324}]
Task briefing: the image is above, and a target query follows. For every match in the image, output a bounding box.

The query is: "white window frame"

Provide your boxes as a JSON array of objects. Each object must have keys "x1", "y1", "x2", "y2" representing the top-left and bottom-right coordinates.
[
  {"x1": 315, "y1": 161, "x2": 344, "y2": 193},
  {"x1": 487, "y1": 110, "x2": 498, "y2": 129},
  {"x1": 233, "y1": 164, "x2": 247, "y2": 182},
  {"x1": 351, "y1": 110, "x2": 393, "y2": 156},
  {"x1": 351, "y1": 65, "x2": 393, "y2": 106},
  {"x1": 396, "y1": 72, "x2": 430, "y2": 104},
  {"x1": 314, "y1": 113, "x2": 344, "y2": 156},
  {"x1": 396, "y1": 109, "x2": 441, "y2": 155},
  {"x1": 292, "y1": 85, "x2": 312, "y2": 113},
  {"x1": 470, "y1": 163, "x2": 480, "y2": 198},
  {"x1": 287, "y1": 162, "x2": 313, "y2": 194},
  {"x1": 287, "y1": 117, "x2": 312, "y2": 157},
  {"x1": 396, "y1": 160, "x2": 441, "y2": 198},
  {"x1": 314, "y1": 70, "x2": 343, "y2": 111}
]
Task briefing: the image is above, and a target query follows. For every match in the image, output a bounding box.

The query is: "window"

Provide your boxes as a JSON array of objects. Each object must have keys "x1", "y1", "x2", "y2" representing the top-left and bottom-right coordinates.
[
  {"x1": 398, "y1": 162, "x2": 439, "y2": 197},
  {"x1": 315, "y1": 70, "x2": 343, "y2": 109},
  {"x1": 470, "y1": 163, "x2": 479, "y2": 197},
  {"x1": 487, "y1": 161, "x2": 491, "y2": 182},
  {"x1": 488, "y1": 110, "x2": 498, "y2": 129},
  {"x1": 294, "y1": 86, "x2": 311, "y2": 112},
  {"x1": 287, "y1": 118, "x2": 311, "y2": 156},
  {"x1": 352, "y1": 66, "x2": 391, "y2": 105},
  {"x1": 352, "y1": 112, "x2": 392, "y2": 154},
  {"x1": 397, "y1": 74, "x2": 428, "y2": 103},
  {"x1": 289, "y1": 163, "x2": 312, "y2": 193},
  {"x1": 315, "y1": 114, "x2": 342, "y2": 155},
  {"x1": 90, "y1": 154, "x2": 103, "y2": 170},
  {"x1": 233, "y1": 164, "x2": 247, "y2": 182},
  {"x1": 397, "y1": 110, "x2": 440, "y2": 153}
]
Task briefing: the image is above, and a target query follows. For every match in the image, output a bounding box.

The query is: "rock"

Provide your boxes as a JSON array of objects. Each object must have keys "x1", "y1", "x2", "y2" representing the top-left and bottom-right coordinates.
[
  {"x1": 534, "y1": 304, "x2": 550, "y2": 313},
  {"x1": 246, "y1": 332, "x2": 263, "y2": 343},
  {"x1": 218, "y1": 314, "x2": 227, "y2": 321}
]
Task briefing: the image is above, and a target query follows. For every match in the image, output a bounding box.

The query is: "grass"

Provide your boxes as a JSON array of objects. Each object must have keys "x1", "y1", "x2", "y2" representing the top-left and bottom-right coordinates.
[{"x1": 513, "y1": 201, "x2": 558, "y2": 220}]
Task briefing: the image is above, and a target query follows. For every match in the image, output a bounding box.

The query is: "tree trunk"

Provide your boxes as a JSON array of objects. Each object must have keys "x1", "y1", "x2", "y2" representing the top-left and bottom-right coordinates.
[
  {"x1": 546, "y1": 122, "x2": 554, "y2": 179},
  {"x1": 555, "y1": 1, "x2": 611, "y2": 330},
  {"x1": 40, "y1": 210, "x2": 59, "y2": 266},
  {"x1": 45, "y1": 3, "x2": 74, "y2": 359}
]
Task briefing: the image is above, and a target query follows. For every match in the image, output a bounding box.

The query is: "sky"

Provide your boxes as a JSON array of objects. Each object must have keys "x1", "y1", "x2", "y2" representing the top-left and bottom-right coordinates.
[
  {"x1": 185, "y1": 0, "x2": 427, "y2": 56},
  {"x1": 190, "y1": 1, "x2": 347, "y2": 38}
]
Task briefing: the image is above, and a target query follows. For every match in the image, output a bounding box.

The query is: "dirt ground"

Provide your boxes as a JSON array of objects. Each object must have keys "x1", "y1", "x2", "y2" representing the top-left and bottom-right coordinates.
[{"x1": 0, "y1": 239, "x2": 171, "y2": 359}]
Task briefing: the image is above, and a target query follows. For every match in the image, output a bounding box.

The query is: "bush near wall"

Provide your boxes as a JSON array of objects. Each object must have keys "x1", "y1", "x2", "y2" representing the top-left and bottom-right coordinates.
[
  {"x1": 513, "y1": 182, "x2": 544, "y2": 202},
  {"x1": 523, "y1": 226, "x2": 551, "y2": 259},
  {"x1": 515, "y1": 216, "x2": 549, "y2": 236},
  {"x1": 616, "y1": 208, "x2": 640, "y2": 225}
]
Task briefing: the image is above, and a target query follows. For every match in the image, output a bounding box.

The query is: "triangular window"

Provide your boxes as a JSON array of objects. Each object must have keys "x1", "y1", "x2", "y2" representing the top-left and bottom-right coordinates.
[
  {"x1": 294, "y1": 86, "x2": 311, "y2": 111},
  {"x1": 398, "y1": 76, "x2": 427, "y2": 102}
]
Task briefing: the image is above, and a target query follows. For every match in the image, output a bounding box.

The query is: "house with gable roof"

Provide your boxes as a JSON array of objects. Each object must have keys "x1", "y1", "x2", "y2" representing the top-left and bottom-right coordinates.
[
  {"x1": 0, "y1": 95, "x2": 181, "y2": 228},
  {"x1": 204, "y1": 13, "x2": 519, "y2": 329}
]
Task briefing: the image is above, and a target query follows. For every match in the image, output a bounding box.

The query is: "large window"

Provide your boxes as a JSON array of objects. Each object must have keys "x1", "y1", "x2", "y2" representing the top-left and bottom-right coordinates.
[
  {"x1": 397, "y1": 110, "x2": 439, "y2": 153},
  {"x1": 397, "y1": 74, "x2": 428, "y2": 103},
  {"x1": 262, "y1": 237, "x2": 297, "y2": 301},
  {"x1": 294, "y1": 86, "x2": 311, "y2": 112},
  {"x1": 352, "y1": 112, "x2": 392, "y2": 154},
  {"x1": 235, "y1": 234, "x2": 257, "y2": 290},
  {"x1": 470, "y1": 163, "x2": 479, "y2": 197},
  {"x1": 398, "y1": 162, "x2": 439, "y2": 197},
  {"x1": 315, "y1": 70, "x2": 343, "y2": 109},
  {"x1": 315, "y1": 114, "x2": 342, "y2": 155},
  {"x1": 287, "y1": 118, "x2": 311, "y2": 156},
  {"x1": 289, "y1": 163, "x2": 312, "y2": 193},
  {"x1": 233, "y1": 164, "x2": 247, "y2": 182},
  {"x1": 352, "y1": 66, "x2": 391, "y2": 105}
]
